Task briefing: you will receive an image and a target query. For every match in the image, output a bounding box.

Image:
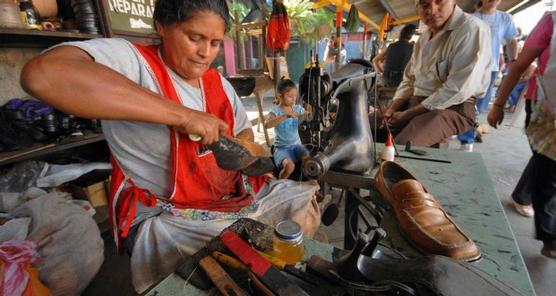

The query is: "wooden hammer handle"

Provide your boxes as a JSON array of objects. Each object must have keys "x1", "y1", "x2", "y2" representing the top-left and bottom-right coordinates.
[{"x1": 199, "y1": 256, "x2": 248, "y2": 296}]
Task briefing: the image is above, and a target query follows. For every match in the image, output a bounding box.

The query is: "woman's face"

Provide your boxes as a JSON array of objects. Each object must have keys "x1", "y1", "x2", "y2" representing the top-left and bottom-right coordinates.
[{"x1": 157, "y1": 11, "x2": 225, "y2": 86}]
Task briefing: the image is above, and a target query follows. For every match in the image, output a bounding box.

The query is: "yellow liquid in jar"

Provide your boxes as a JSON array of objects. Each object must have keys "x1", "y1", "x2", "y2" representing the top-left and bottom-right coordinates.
[{"x1": 270, "y1": 238, "x2": 304, "y2": 265}]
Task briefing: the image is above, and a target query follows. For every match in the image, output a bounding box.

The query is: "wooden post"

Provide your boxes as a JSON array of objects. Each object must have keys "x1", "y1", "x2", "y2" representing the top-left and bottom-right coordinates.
[
  {"x1": 246, "y1": 35, "x2": 253, "y2": 68},
  {"x1": 273, "y1": 51, "x2": 280, "y2": 90},
  {"x1": 234, "y1": 10, "x2": 245, "y2": 70}
]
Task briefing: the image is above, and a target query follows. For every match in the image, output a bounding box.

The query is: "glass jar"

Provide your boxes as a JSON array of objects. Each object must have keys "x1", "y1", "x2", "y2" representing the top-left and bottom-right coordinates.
[
  {"x1": 19, "y1": 0, "x2": 41, "y2": 30},
  {"x1": 269, "y1": 220, "x2": 304, "y2": 265}
]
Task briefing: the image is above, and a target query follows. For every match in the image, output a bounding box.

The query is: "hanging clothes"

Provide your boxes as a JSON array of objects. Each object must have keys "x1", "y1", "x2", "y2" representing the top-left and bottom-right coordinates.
[{"x1": 266, "y1": 1, "x2": 290, "y2": 52}]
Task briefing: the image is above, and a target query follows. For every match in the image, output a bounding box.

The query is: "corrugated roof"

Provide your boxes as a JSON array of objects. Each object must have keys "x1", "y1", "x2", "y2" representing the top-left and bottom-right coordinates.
[{"x1": 348, "y1": 0, "x2": 530, "y2": 30}]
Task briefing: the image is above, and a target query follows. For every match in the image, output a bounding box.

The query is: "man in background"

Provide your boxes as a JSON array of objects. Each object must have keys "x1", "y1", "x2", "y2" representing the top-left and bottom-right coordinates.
[
  {"x1": 370, "y1": 0, "x2": 491, "y2": 147},
  {"x1": 457, "y1": 0, "x2": 518, "y2": 151},
  {"x1": 372, "y1": 24, "x2": 417, "y2": 87}
]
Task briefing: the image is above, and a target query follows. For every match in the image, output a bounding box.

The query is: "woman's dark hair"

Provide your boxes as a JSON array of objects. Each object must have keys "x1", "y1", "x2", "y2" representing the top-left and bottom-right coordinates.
[
  {"x1": 400, "y1": 24, "x2": 416, "y2": 40},
  {"x1": 153, "y1": 0, "x2": 230, "y2": 31},
  {"x1": 277, "y1": 79, "x2": 297, "y2": 95}
]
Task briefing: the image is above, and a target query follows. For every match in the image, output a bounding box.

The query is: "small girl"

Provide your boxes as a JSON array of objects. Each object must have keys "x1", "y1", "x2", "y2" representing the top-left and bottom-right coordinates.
[{"x1": 265, "y1": 79, "x2": 309, "y2": 179}]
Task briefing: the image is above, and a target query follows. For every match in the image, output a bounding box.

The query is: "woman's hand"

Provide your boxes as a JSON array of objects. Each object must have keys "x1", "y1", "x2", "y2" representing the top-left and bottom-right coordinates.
[
  {"x1": 176, "y1": 109, "x2": 228, "y2": 145},
  {"x1": 487, "y1": 105, "x2": 505, "y2": 128}
]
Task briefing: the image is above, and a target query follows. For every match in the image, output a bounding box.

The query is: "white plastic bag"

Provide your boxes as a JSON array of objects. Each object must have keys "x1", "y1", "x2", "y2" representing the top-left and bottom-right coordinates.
[
  {"x1": 0, "y1": 218, "x2": 31, "y2": 241},
  {"x1": 0, "y1": 188, "x2": 48, "y2": 213},
  {"x1": 10, "y1": 193, "x2": 104, "y2": 296},
  {"x1": 36, "y1": 162, "x2": 111, "y2": 188}
]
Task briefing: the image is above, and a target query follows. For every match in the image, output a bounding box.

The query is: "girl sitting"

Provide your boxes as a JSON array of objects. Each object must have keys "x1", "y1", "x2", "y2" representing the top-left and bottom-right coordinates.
[{"x1": 265, "y1": 79, "x2": 309, "y2": 179}]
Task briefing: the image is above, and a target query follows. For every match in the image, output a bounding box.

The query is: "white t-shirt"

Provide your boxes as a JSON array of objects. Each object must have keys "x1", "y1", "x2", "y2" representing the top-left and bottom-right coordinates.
[{"x1": 51, "y1": 38, "x2": 252, "y2": 198}]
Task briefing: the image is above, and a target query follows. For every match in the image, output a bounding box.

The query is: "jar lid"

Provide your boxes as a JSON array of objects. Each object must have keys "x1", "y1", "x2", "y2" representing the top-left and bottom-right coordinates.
[{"x1": 275, "y1": 220, "x2": 303, "y2": 242}]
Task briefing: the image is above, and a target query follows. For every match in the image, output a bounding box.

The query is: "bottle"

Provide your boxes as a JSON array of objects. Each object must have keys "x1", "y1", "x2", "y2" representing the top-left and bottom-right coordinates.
[
  {"x1": 269, "y1": 220, "x2": 304, "y2": 265},
  {"x1": 380, "y1": 133, "x2": 395, "y2": 162},
  {"x1": 19, "y1": 0, "x2": 41, "y2": 30}
]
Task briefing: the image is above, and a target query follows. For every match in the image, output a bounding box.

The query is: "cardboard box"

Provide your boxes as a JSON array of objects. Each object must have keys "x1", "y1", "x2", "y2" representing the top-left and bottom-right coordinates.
[{"x1": 69, "y1": 170, "x2": 111, "y2": 207}]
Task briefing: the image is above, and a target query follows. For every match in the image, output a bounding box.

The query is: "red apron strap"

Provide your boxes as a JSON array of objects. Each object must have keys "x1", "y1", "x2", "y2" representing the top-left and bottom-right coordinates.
[
  {"x1": 109, "y1": 155, "x2": 159, "y2": 252},
  {"x1": 133, "y1": 44, "x2": 181, "y2": 104}
]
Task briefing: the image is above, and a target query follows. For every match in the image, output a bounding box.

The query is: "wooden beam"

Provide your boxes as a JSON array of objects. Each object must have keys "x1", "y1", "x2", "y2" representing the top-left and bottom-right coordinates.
[
  {"x1": 391, "y1": 15, "x2": 420, "y2": 26},
  {"x1": 378, "y1": 13, "x2": 390, "y2": 41},
  {"x1": 311, "y1": 0, "x2": 331, "y2": 9},
  {"x1": 314, "y1": 0, "x2": 381, "y2": 31},
  {"x1": 234, "y1": 21, "x2": 267, "y2": 31}
]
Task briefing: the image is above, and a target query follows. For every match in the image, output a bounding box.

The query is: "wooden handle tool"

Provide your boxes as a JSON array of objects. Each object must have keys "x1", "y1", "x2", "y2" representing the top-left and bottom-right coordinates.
[
  {"x1": 198, "y1": 255, "x2": 248, "y2": 296},
  {"x1": 212, "y1": 251, "x2": 249, "y2": 272}
]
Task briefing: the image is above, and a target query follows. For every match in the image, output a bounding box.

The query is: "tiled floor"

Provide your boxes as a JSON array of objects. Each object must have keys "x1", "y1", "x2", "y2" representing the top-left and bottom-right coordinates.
[{"x1": 84, "y1": 95, "x2": 555, "y2": 296}]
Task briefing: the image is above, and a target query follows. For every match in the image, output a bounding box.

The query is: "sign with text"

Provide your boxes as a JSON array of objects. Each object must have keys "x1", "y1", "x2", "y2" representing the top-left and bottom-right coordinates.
[{"x1": 107, "y1": 0, "x2": 156, "y2": 35}]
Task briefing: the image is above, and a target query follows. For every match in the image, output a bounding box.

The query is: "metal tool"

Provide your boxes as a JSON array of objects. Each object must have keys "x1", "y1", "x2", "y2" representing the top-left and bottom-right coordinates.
[
  {"x1": 397, "y1": 154, "x2": 452, "y2": 163},
  {"x1": 404, "y1": 141, "x2": 427, "y2": 156}
]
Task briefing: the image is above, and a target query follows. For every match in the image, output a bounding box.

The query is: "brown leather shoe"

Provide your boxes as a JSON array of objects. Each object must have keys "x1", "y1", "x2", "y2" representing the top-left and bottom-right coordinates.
[{"x1": 375, "y1": 161, "x2": 481, "y2": 262}]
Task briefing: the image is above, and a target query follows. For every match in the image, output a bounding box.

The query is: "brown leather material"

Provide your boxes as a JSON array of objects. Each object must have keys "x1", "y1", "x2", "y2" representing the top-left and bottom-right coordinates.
[
  {"x1": 375, "y1": 161, "x2": 481, "y2": 261},
  {"x1": 232, "y1": 138, "x2": 270, "y2": 157}
]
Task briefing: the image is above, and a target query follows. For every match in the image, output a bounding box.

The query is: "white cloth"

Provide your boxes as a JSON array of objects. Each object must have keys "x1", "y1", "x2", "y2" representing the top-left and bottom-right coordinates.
[
  {"x1": 36, "y1": 162, "x2": 111, "y2": 188},
  {"x1": 394, "y1": 6, "x2": 492, "y2": 110},
  {"x1": 130, "y1": 179, "x2": 320, "y2": 293}
]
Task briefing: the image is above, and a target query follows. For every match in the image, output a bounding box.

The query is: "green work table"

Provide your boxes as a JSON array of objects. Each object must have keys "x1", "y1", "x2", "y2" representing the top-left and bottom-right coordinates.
[
  {"x1": 385, "y1": 148, "x2": 534, "y2": 296},
  {"x1": 324, "y1": 145, "x2": 535, "y2": 296},
  {"x1": 146, "y1": 146, "x2": 535, "y2": 296}
]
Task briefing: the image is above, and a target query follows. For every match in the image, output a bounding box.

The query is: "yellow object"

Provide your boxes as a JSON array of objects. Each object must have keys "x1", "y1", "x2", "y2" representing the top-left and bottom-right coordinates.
[
  {"x1": 268, "y1": 220, "x2": 304, "y2": 265},
  {"x1": 256, "y1": 251, "x2": 286, "y2": 269},
  {"x1": 270, "y1": 237, "x2": 304, "y2": 265},
  {"x1": 392, "y1": 15, "x2": 421, "y2": 26},
  {"x1": 312, "y1": 0, "x2": 380, "y2": 31},
  {"x1": 378, "y1": 13, "x2": 393, "y2": 41},
  {"x1": 311, "y1": 0, "x2": 331, "y2": 9}
]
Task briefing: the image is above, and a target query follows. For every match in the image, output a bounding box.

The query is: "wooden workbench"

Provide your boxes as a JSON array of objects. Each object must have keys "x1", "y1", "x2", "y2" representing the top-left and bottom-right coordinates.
[{"x1": 145, "y1": 146, "x2": 535, "y2": 296}]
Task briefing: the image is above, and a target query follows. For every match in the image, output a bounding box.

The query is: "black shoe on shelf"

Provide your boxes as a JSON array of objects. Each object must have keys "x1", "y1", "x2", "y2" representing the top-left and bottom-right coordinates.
[{"x1": 0, "y1": 109, "x2": 34, "y2": 151}]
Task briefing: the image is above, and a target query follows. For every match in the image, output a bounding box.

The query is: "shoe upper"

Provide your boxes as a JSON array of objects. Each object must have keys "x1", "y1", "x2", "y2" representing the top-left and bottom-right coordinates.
[{"x1": 375, "y1": 161, "x2": 481, "y2": 261}]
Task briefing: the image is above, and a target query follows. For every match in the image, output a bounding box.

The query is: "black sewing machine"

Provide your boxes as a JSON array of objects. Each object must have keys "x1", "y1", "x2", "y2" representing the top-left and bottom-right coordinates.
[{"x1": 298, "y1": 59, "x2": 376, "y2": 178}]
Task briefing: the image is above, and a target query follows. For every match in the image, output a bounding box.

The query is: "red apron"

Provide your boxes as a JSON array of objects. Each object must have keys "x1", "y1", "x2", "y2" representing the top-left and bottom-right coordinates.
[{"x1": 108, "y1": 44, "x2": 266, "y2": 251}]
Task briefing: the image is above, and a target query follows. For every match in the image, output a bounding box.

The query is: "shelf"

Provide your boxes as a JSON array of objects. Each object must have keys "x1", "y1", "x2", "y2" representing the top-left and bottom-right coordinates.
[
  {"x1": 0, "y1": 28, "x2": 103, "y2": 48},
  {"x1": 0, "y1": 133, "x2": 105, "y2": 166}
]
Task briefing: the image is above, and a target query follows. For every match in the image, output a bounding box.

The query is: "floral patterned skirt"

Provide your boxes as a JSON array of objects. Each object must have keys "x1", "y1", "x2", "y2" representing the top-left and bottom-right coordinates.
[{"x1": 527, "y1": 105, "x2": 556, "y2": 160}]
